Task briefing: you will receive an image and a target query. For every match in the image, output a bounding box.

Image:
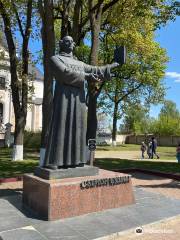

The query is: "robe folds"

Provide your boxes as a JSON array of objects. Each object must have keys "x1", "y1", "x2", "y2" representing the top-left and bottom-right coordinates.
[{"x1": 44, "y1": 53, "x2": 111, "y2": 168}]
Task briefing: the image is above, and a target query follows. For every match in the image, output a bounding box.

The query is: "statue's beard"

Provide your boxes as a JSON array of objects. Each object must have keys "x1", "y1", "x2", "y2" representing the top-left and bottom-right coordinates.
[{"x1": 60, "y1": 47, "x2": 73, "y2": 54}]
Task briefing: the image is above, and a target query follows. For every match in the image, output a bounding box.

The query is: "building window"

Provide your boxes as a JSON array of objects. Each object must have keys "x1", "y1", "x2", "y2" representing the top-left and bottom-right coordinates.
[{"x1": 0, "y1": 77, "x2": 5, "y2": 90}]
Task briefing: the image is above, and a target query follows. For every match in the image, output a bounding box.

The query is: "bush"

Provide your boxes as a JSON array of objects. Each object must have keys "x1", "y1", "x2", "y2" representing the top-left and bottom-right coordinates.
[{"x1": 24, "y1": 131, "x2": 41, "y2": 150}]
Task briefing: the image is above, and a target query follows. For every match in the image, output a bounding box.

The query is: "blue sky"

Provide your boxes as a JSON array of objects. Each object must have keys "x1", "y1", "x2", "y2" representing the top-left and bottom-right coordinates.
[{"x1": 150, "y1": 16, "x2": 180, "y2": 118}]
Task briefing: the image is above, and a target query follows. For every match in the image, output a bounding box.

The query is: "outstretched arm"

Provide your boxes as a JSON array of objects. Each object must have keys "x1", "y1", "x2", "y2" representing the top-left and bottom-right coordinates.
[{"x1": 83, "y1": 62, "x2": 119, "y2": 82}]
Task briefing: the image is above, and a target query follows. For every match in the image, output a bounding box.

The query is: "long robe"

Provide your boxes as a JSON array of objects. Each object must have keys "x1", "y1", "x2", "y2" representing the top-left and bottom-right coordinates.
[{"x1": 44, "y1": 53, "x2": 111, "y2": 168}]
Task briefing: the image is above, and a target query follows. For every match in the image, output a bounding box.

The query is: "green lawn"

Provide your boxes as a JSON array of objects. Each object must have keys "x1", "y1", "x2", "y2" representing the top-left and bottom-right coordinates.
[
  {"x1": 97, "y1": 144, "x2": 176, "y2": 160},
  {"x1": 97, "y1": 144, "x2": 176, "y2": 152},
  {"x1": 94, "y1": 158, "x2": 180, "y2": 174},
  {"x1": 0, "y1": 145, "x2": 179, "y2": 178},
  {"x1": 0, "y1": 148, "x2": 38, "y2": 178},
  {"x1": 97, "y1": 144, "x2": 141, "y2": 151}
]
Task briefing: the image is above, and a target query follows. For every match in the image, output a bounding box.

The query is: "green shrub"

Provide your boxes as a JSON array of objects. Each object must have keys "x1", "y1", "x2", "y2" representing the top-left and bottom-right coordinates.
[{"x1": 24, "y1": 131, "x2": 41, "y2": 150}]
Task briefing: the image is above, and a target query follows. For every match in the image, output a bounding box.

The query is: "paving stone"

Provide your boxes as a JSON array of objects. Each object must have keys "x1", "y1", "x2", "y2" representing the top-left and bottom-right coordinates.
[
  {"x1": 0, "y1": 198, "x2": 30, "y2": 232},
  {"x1": 35, "y1": 221, "x2": 89, "y2": 240},
  {"x1": 0, "y1": 227, "x2": 47, "y2": 240},
  {"x1": 92, "y1": 211, "x2": 142, "y2": 234},
  {"x1": 63, "y1": 214, "x2": 112, "y2": 240},
  {"x1": 0, "y1": 215, "x2": 29, "y2": 233},
  {"x1": 133, "y1": 188, "x2": 164, "y2": 200}
]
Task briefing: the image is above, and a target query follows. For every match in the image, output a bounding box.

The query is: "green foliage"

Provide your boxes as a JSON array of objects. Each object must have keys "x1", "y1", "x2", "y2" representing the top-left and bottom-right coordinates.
[
  {"x1": 98, "y1": 17, "x2": 168, "y2": 137},
  {"x1": 148, "y1": 100, "x2": 180, "y2": 136},
  {"x1": 24, "y1": 131, "x2": 41, "y2": 150},
  {"x1": 120, "y1": 100, "x2": 180, "y2": 136},
  {"x1": 107, "y1": 0, "x2": 180, "y2": 31},
  {"x1": 159, "y1": 100, "x2": 180, "y2": 118},
  {"x1": 150, "y1": 116, "x2": 180, "y2": 136},
  {"x1": 96, "y1": 0, "x2": 179, "y2": 142},
  {"x1": 74, "y1": 44, "x2": 91, "y2": 64},
  {"x1": 119, "y1": 104, "x2": 152, "y2": 134}
]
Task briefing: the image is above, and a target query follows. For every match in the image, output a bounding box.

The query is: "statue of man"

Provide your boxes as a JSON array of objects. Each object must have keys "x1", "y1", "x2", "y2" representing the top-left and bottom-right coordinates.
[{"x1": 44, "y1": 36, "x2": 118, "y2": 169}]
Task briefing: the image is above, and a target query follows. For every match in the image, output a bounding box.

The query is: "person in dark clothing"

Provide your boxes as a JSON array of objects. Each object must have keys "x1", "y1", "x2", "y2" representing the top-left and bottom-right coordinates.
[
  {"x1": 151, "y1": 137, "x2": 159, "y2": 159},
  {"x1": 147, "y1": 140, "x2": 152, "y2": 159},
  {"x1": 176, "y1": 143, "x2": 180, "y2": 163},
  {"x1": 140, "y1": 142, "x2": 147, "y2": 159}
]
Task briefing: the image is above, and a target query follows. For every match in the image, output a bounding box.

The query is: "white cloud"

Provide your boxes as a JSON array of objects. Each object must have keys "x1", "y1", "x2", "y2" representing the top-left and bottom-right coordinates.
[{"x1": 165, "y1": 72, "x2": 180, "y2": 83}]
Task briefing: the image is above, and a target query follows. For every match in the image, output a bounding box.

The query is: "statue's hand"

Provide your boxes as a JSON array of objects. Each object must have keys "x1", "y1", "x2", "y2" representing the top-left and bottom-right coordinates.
[
  {"x1": 85, "y1": 73, "x2": 103, "y2": 83},
  {"x1": 107, "y1": 62, "x2": 119, "y2": 79},
  {"x1": 110, "y1": 62, "x2": 119, "y2": 69}
]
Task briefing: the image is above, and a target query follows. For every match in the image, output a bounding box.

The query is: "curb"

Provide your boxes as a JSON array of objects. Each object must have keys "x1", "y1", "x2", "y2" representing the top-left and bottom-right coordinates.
[
  {"x1": 113, "y1": 168, "x2": 180, "y2": 181},
  {"x1": 0, "y1": 176, "x2": 23, "y2": 184}
]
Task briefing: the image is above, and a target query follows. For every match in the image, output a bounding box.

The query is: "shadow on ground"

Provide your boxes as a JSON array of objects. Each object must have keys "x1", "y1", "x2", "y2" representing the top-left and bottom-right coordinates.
[{"x1": 0, "y1": 188, "x2": 22, "y2": 197}]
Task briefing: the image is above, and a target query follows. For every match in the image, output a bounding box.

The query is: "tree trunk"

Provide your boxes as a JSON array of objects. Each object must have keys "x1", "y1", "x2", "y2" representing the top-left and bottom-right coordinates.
[
  {"x1": 13, "y1": 115, "x2": 25, "y2": 160},
  {"x1": 112, "y1": 101, "x2": 118, "y2": 146},
  {"x1": 61, "y1": 0, "x2": 72, "y2": 38},
  {"x1": 86, "y1": 91, "x2": 98, "y2": 142},
  {"x1": 89, "y1": 21, "x2": 101, "y2": 64},
  {"x1": 72, "y1": 0, "x2": 82, "y2": 44},
  {"x1": 86, "y1": 0, "x2": 120, "y2": 142},
  {"x1": 38, "y1": 0, "x2": 55, "y2": 165},
  {"x1": 0, "y1": 0, "x2": 32, "y2": 160},
  {"x1": 86, "y1": 0, "x2": 103, "y2": 142}
]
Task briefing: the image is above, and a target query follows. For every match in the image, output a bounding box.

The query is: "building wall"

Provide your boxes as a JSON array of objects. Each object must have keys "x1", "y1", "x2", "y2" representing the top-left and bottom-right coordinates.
[
  {"x1": 0, "y1": 45, "x2": 43, "y2": 132},
  {"x1": 125, "y1": 134, "x2": 180, "y2": 147},
  {"x1": 33, "y1": 80, "x2": 44, "y2": 99},
  {"x1": 96, "y1": 134, "x2": 180, "y2": 147}
]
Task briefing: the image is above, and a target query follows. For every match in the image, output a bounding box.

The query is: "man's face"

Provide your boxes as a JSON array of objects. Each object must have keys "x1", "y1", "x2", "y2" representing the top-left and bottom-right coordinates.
[{"x1": 62, "y1": 36, "x2": 75, "y2": 52}]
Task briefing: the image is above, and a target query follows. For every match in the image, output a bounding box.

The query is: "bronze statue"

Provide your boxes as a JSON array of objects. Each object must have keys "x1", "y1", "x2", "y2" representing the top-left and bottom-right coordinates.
[{"x1": 44, "y1": 36, "x2": 118, "y2": 169}]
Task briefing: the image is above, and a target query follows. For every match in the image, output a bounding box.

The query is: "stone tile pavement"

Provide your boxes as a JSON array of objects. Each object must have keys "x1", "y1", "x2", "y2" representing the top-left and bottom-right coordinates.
[
  {"x1": 131, "y1": 171, "x2": 180, "y2": 200},
  {"x1": 0, "y1": 172, "x2": 180, "y2": 239}
]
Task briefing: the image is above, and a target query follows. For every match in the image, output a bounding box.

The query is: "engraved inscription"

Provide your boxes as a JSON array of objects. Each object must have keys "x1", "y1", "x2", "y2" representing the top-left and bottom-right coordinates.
[{"x1": 80, "y1": 176, "x2": 130, "y2": 189}]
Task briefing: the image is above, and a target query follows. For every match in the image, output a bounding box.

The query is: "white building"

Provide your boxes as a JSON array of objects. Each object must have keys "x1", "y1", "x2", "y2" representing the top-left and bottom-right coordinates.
[{"x1": 0, "y1": 38, "x2": 43, "y2": 132}]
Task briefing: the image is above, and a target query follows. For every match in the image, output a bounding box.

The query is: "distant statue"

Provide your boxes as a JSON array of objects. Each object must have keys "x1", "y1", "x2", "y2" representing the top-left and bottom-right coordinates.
[
  {"x1": 4, "y1": 122, "x2": 13, "y2": 147},
  {"x1": 44, "y1": 36, "x2": 119, "y2": 169}
]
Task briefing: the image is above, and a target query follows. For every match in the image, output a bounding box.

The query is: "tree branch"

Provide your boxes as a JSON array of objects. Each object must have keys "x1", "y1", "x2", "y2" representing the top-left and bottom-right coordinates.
[
  {"x1": 11, "y1": 1, "x2": 25, "y2": 38},
  {"x1": 102, "y1": 0, "x2": 119, "y2": 13},
  {"x1": 38, "y1": 0, "x2": 45, "y2": 21},
  {"x1": 117, "y1": 82, "x2": 143, "y2": 104},
  {"x1": 96, "y1": 80, "x2": 105, "y2": 98},
  {"x1": 24, "y1": 0, "x2": 33, "y2": 40},
  {"x1": 81, "y1": 0, "x2": 119, "y2": 30},
  {"x1": 105, "y1": 89, "x2": 114, "y2": 102},
  {"x1": 22, "y1": 0, "x2": 33, "y2": 109}
]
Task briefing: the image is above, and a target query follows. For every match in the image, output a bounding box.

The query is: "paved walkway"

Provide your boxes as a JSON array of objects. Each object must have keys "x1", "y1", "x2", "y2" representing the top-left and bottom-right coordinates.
[
  {"x1": 115, "y1": 215, "x2": 180, "y2": 240},
  {"x1": 95, "y1": 150, "x2": 176, "y2": 162},
  {"x1": 0, "y1": 171, "x2": 180, "y2": 239},
  {"x1": 132, "y1": 171, "x2": 180, "y2": 200}
]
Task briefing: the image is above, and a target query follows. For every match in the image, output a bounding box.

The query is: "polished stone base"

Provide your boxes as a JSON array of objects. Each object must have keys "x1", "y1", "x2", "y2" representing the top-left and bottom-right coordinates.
[
  {"x1": 34, "y1": 165, "x2": 99, "y2": 180},
  {"x1": 23, "y1": 169, "x2": 135, "y2": 220}
]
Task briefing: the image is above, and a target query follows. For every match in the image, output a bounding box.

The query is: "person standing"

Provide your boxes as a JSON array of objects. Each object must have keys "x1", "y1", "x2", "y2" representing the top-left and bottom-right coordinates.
[
  {"x1": 140, "y1": 142, "x2": 147, "y2": 159},
  {"x1": 151, "y1": 137, "x2": 159, "y2": 159},
  {"x1": 147, "y1": 140, "x2": 152, "y2": 159},
  {"x1": 176, "y1": 143, "x2": 180, "y2": 163}
]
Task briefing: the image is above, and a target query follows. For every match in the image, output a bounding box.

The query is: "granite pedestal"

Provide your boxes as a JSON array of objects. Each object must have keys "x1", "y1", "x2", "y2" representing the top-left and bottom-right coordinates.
[
  {"x1": 34, "y1": 165, "x2": 99, "y2": 180},
  {"x1": 23, "y1": 169, "x2": 135, "y2": 220}
]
